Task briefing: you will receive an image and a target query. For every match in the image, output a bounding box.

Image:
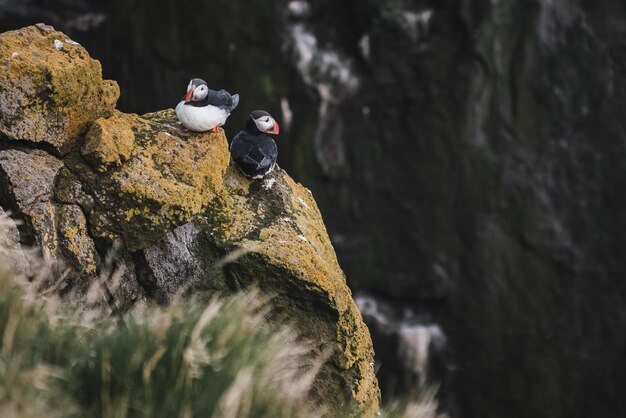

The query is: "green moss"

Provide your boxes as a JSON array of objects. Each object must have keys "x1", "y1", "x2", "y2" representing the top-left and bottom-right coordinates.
[{"x1": 0, "y1": 272, "x2": 328, "y2": 418}]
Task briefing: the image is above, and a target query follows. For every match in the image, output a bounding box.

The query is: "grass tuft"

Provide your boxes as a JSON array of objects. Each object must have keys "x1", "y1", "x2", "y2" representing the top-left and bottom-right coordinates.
[{"x1": 0, "y1": 212, "x2": 443, "y2": 418}]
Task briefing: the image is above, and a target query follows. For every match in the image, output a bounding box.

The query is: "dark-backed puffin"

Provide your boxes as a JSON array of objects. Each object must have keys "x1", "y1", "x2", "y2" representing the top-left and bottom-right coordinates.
[
  {"x1": 230, "y1": 110, "x2": 280, "y2": 179},
  {"x1": 175, "y1": 78, "x2": 239, "y2": 132}
]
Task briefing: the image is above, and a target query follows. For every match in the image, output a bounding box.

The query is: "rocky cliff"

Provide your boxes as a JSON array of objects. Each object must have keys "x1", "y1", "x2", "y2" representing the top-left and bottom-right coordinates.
[
  {"x1": 4, "y1": 2, "x2": 626, "y2": 416},
  {"x1": 0, "y1": 24, "x2": 380, "y2": 416}
]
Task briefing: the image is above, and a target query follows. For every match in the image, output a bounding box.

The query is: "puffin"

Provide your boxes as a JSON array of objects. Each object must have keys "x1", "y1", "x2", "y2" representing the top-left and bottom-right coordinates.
[
  {"x1": 230, "y1": 110, "x2": 280, "y2": 179},
  {"x1": 175, "y1": 78, "x2": 239, "y2": 132}
]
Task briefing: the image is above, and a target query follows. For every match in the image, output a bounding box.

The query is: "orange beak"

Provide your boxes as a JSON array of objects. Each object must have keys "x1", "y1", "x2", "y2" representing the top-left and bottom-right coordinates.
[
  {"x1": 267, "y1": 121, "x2": 280, "y2": 135},
  {"x1": 184, "y1": 88, "x2": 194, "y2": 103}
]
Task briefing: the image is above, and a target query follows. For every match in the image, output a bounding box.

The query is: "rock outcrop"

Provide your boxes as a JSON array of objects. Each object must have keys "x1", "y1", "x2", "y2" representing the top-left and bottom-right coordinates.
[
  {"x1": 0, "y1": 24, "x2": 118, "y2": 154},
  {"x1": 0, "y1": 25, "x2": 379, "y2": 416}
]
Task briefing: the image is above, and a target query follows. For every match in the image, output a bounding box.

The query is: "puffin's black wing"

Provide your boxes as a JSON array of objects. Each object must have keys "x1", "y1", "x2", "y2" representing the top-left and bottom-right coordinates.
[
  {"x1": 257, "y1": 135, "x2": 278, "y2": 167},
  {"x1": 230, "y1": 132, "x2": 277, "y2": 177},
  {"x1": 207, "y1": 89, "x2": 240, "y2": 111}
]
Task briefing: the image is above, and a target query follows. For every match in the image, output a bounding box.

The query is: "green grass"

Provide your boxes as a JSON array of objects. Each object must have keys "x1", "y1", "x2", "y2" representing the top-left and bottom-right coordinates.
[
  {"x1": 0, "y1": 213, "x2": 443, "y2": 418},
  {"x1": 0, "y1": 272, "x2": 325, "y2": 418}
]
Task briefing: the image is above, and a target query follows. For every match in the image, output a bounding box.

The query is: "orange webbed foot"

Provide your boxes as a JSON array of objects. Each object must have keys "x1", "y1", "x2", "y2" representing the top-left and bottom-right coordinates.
[{"x1": 210, "y1": 126, "x2": 221, "y2": 133}]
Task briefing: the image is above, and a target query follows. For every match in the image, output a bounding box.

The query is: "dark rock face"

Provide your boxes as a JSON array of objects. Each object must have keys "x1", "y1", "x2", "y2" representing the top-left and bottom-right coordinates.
[
  {"x1": 356, "y1": 293, "x2": 448, "y2": 399},
  {"x1": 3, "y1": 1, "x2": 626, "y2": 417},
  {"x1": 137, "y1": 222, "x2": 230, "y2": 302},
  {"x1": 447, "y1": 3, "x2": 626, "y2": 417},
  {"x1": 340, "y1": 2, "x2": 626, "y2": 416}
]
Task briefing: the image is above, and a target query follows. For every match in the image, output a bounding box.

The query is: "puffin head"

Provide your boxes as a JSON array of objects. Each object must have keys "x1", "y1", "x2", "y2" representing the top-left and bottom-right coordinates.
[
  {"x1": 184, "y1": 78, "x2": 209, "y2": 103},
  {"x1": 249, "y1": 110, "x2": 280, "y2": 135}
]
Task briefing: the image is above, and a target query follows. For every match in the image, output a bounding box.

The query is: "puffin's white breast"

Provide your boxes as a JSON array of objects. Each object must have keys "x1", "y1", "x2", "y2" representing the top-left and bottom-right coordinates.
[{"x1": 175, "y1": 101, "x2": 229, "y2": 132}]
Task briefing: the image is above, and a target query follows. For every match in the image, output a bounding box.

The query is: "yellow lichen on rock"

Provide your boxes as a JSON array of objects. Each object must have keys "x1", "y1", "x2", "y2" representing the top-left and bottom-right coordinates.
[
  {"x1": 0, "y1": 24, "x2": 380, "y2": 417},
  {"x1": 0, "y1": 24, "x2": 119, "y2": 154},
  {"x1": 76, "y1": 110, "x2": 230, "y2": 251},
  {"x1": 205, "y1": 166, "x2": 380, "y2": 416},
  {"x1": 82, "y1": 111, "x2": 137, "y2": 171},
  {"x1": 57, "y1": 205, "x2": 98, "y2": 275},
  {"x1": 207, "y1": 166, "x2": 258, "y2": 243}
]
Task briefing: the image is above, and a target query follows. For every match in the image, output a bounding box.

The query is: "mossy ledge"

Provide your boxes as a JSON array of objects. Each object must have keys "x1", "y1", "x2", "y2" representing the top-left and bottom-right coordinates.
[{"x1": 0, "y1": 25, "x2": 380, "y2": 415}]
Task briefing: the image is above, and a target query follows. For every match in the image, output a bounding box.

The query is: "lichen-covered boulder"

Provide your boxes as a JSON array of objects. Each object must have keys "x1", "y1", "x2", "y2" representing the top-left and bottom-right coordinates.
[
  {"x1": 0, "y1": 24, "x2": 119, "y2": 154},
  {"x1": 0, "y1": 24, "x2": 380, "y2": 417},
  {"x1": 70, "y1": 109, "x2": 230, "y2": 252},
  {"x1": 134, "y1": 165, "x2": 381, "y2": 415},
  {"x1": 209, "y1": 167, "x2": 381, "y2": 414},
  {"x1": 82, "y1": 110, "x2": 136, "y2": 171},
  {"x1": 77, "y1": 109, "x2": 380, "y2": 414}
]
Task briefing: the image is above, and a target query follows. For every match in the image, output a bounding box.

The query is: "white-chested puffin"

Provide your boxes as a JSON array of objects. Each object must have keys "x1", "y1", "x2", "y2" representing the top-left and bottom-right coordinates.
[
  {"x1": 175, "y1": 78, "x2": 239, "y2": 132},
  {"x1": 230, "y1": 110, "x2": 280, "y2": 179}
]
